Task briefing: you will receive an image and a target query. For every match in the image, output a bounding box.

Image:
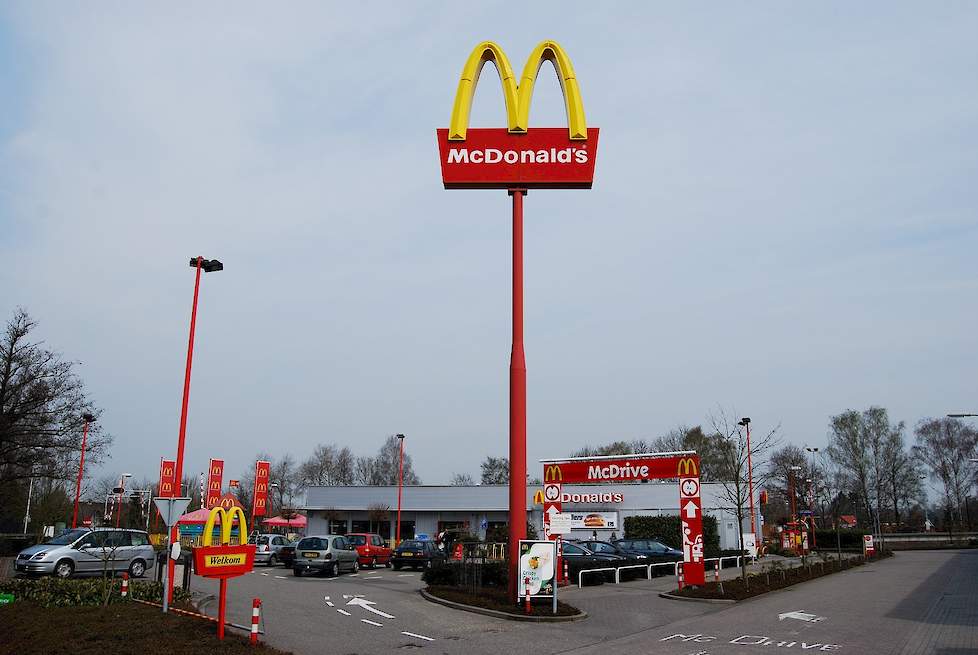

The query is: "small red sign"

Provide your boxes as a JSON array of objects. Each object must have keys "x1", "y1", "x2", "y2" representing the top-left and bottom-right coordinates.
[
  {"x1": 206, "y1": 459, "x2": 225, "y2": 509},
  {"x1": 438, "y1": 128, "x2": 599, "y2": 189},
  {"x1": 193, "y1": 545, "x2": 257, "y2": 579},
  {"x1": 158, "y1": 458, "x2": 177, "y2": 498},
  {"x1": 252, "y1": 460, "x2": 271, "y2": 517}
]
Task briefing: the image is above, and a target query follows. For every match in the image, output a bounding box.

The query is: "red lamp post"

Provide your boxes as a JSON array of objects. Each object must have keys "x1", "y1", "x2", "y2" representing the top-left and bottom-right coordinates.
[
  {"x1": 71, "y1": 413, "x2": 96, "y2": 529},
  {"x1": 739, "y1": 417, "x2": 757, "y2": 545},
  {"x1": 166, "y1": 256, "x2": 223, "y2": 605},
  {"x1": 395, "y1": 434, "x2": 405, "y2": 546}
]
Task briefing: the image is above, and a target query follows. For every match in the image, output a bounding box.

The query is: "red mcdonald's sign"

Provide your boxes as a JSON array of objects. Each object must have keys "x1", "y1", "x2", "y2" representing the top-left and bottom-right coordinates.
[
  {"x1": 252, "y1": 460, "x2": 271, "y2": 517},
  {"x1": 206, "y1": 458, "x2": 225, "y2": 509},
  {"x1": 158, "y1": 458, "x2": 177, "y2": 498}
]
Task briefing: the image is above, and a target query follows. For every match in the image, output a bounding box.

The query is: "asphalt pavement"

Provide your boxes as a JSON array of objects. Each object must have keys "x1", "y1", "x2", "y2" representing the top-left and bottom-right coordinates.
[{"x1": 189, "y1": 550, "x2": 977, "y2": 655}]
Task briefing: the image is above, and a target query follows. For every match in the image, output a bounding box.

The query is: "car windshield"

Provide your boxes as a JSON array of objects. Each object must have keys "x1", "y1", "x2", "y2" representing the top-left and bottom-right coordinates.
[
  {"x1": 649, "y1": 541, "x2": 670, "y2": 551},
  {"x1": 347, "y1": 535, "x2": 367, "y2": 545},
  {"x1": 400, "y1": 540, "x2": 423, "y2": 549},
  {"x1": 45, "y1": 528, "x2": 89, "y2": 545},
  {"x1": 297, "y1": 538, "x2": 327, "y2": 550}
]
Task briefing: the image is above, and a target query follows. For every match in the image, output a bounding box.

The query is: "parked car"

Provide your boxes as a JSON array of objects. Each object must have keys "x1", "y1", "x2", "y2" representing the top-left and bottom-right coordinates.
[
  {"x1": 346, "y1": 533, "x2": 392, "y2": 568},
  {"x1": 15, "y1": 528, "x2": 156, "y2": 579},
  {"x1": 391, "y1": 539, "x2": 446, "y2": 570},
  {"x1": 292, "y1": 535, "x2": 359, "y2": 577},
  {"x1": 613, "y1": 538, "x2": 684, "y2": 566},
  {"x1": 576, "y1": 539, "x2": 649, "y2": 564},
  {"x1": 249, "y1": 533, "x2": 291, "y2": 566},
  {"x1": 278, "y1": 540, "x2": 297, "y2": 567},
  {"x1": 560, "y1": 541, "x2": 626, "y2": 583}
]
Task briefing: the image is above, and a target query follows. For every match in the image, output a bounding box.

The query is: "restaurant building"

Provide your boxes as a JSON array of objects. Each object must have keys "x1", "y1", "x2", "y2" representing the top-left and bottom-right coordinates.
[{"x1": 302, "y1": 482, "x2": 759, "y2": 550}]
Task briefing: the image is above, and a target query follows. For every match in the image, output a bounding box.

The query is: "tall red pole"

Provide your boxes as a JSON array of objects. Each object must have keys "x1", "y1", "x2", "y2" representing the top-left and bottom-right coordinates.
[
  {"x1": 508, "y1": 189, "x2": 528, "y2": 602},
  {"x1": 745, "y1": 421, "x2": 757, "y2": 543},
  {"x1": 168, "y1": 257, "x2": 203, "y2": 604},
  {"x1": 396, "y1": 435, "x2": 405, "y2": 545},
  {"x1": 71, "y1": 418, "x2": 90, "y2": 529}
]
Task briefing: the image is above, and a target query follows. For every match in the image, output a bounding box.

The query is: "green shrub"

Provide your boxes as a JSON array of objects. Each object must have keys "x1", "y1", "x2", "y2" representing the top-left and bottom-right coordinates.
[
  {"x1": 624, "y1": 514, "x2": 720, "y2": 558},
  {"x1": 421, "y1": 561, "x2": 509, "y2": 588},
  {"x1": 0, "y1": 577, "x2": 192, "y2": 608},
  {"x1": 0, "y1": 535, "x2": 38, "y2": 557}
]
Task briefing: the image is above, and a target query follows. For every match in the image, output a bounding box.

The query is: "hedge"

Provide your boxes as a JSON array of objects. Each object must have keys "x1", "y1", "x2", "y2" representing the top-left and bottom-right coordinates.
[
  {"x1": 421, "y1": 561, "x2": 508, "y2": 588},
  {"x1": 0, "y1": 577, "x2": 192, "y2": 608},
  {"x1": 623, "y1": 514, "x2": 721, "y2": 559}
]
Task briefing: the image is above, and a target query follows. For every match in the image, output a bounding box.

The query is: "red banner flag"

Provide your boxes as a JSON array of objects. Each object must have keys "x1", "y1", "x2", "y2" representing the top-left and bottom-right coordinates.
[
  {"x1": 206, "y1": 459, "x2": 224, "y2": 509},
  {"x1": 158, "y1": 458, "x2": 177, "y2": 498},
  {"x1": 252, "y1": 460, "x2": 271, "y2": 517}
]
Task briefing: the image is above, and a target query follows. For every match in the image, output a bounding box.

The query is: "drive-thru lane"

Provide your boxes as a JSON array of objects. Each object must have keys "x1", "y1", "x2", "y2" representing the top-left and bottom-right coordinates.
[{"x1": 190, "y1": 550, "x2": 976, "y2": 654}]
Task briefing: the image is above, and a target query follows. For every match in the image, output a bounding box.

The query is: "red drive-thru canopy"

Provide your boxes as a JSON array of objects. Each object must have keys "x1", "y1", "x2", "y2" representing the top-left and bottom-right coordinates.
[
  {"x1": 541, "y1": 451, "x2": 706, "y2": 586},
  {"x1": 262, "y1": 514, "x2": 307, "y2": 529}
]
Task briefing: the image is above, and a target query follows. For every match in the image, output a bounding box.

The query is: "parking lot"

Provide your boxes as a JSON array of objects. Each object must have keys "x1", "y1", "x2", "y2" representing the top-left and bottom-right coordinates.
[{"x1": 187, "y1": 550, "x2": 977, "y2": 654}]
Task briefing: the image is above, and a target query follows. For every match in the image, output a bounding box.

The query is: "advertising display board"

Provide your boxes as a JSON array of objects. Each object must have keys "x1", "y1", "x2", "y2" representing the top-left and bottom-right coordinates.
[
  {"x1": 566, "y1": 511, "x2": 618, "y2": 530},
  {"x1": 518, "y1": 540, "x2": 556, "y2": 599},
  {"x1": 158, "y1": 459, "x2": 177, "y2": 498},
  {"x1": 206, "y1": 458, "x2": 224, "y2": 509},
  {"x1": 863, "y1": 534, "x2": 875, "y2": 556},
  {"x1": 252, "y1": 460, "x2": 271, "y2": 517}
]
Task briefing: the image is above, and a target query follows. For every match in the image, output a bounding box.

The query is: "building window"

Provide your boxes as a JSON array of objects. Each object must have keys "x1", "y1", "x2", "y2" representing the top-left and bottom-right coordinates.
[
  {"x1": 398, "y1": 521, "x2": 415, "y2": 540},
  {"x1": 329, "y1": 519, "x2": 348, "y2": 535},
  {"x1": 351, "y1": 520, "x2": 371, "y2": 533}
]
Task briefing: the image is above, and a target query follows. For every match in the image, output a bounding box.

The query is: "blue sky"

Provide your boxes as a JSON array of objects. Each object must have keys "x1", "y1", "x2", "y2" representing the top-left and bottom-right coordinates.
[{"x1": 1, "y1": 2, "x2": 977, "y2": 487}]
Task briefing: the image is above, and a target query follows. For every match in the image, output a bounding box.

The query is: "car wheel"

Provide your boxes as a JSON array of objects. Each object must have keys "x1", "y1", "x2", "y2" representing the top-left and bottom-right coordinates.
[
  {"x1": 268, "y1": 555, "x2": 277, "y2": 567},
  {"x1": 332, "y1": 562, "x2": 339, "y2": 577},
  {"x1": 129, "y1": 559, "x2": 146, "y2": 579},
  {"x1": 293, "y1": 567, "x2": 303, "y2": 577},
  {"x1": 385, "y1": 558, "x2": 392, "y2": 568},
  {"x1": 54, "y1": 559, "x2": 74, "y2": 579}
]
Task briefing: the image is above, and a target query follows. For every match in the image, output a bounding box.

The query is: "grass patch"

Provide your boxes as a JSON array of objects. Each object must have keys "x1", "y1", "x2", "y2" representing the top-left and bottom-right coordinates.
[
  {"x1": 426, "y1": 585, "x2": 581, "y2": 617},
  {"x1": 0, "y1": 600, "x2": 292, "y2": 655},
  {"x1": 674, "y1": 552, "x2": 893, "y2": 601}
]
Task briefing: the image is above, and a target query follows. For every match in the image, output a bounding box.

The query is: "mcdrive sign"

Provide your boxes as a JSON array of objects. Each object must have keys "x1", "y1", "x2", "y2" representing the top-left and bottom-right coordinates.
[
  {"x1": 438, "y1": 40, "x2": 599, "y2": 189},
  {"x1": 542, "y1": 453, "x2": 706, "y2": 586}
]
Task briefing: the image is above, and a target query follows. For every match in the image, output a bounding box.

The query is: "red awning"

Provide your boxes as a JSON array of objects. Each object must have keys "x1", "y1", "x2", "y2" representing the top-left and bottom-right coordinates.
[{"x1": 262, "y1": 514, "x2": 307, "y2": 528}]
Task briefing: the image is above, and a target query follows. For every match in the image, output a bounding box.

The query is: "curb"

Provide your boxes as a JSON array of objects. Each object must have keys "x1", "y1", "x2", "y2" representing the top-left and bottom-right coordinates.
[
  {"x1": 658, "y1": 591, "x2": 736, "y2": 604},
  {"x1": 420, "y1": 589, "x2": 588, "y2": 622}
]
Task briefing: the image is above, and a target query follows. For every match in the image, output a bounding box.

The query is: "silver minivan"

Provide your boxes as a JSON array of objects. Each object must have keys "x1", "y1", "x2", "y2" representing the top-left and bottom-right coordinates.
[
  {"x1": 15, "y1": 528, "x2": 156, "y2": 579},
  {"x1": 292, "y1": 535, "x2": 359, "y2": 577},
  {"x1": 249, "y1": 533, "x2": 290, "y2": 566}
]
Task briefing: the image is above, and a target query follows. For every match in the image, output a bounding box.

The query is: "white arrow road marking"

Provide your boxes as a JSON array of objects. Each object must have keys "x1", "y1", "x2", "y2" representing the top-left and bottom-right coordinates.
[
  {"x1": 779, "y1": 610, "x2": 825, "y2": 623},
  {"x1": 336, "y1": 609, "x2": 351, "y2": 616},
  {"x1": 683, "y1": 500, "x2": 698, "y2": 518},
  {"x1": 342, "y1": 594, "x2": 364, "y2": 599},
  {"x1": 361, "y1": 619, "x2": 383, "y2": 627},
  {"x1": 402, "y1": 632, "x2": 435, "y2": 642},
  {"x1": 324, "y1": 597, "x2": 335, "y2": 607},
  {"x1": 347, "y1": 597, "x2": 396, "y2": 619}
]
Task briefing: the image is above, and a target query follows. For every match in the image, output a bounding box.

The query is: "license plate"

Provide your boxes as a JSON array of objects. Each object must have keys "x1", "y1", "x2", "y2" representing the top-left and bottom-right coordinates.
[
  {"x1": 402, "y1": 552, "x2": 413, "y2": 557},
  {"x1": 302, "y1": 552, "x2": 319, "y2": 558}
]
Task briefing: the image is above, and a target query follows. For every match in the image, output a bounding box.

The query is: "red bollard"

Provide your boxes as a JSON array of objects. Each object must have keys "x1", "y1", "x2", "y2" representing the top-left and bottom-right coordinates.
[
  {"x1": 677, "y1": 563, "x2": 685, "y2": 590},
  {"x1": 524, "y1": 577, "x2": 532, "y2": 615},
  {"x1": 250, "y1": 598, "x2": 261, "y2": 645},
  {"x1": 714, "y1": 560, "x2": 720, "y2": 582},
  {"x1": 563, "y1": 558, "x2": 569, "y2": 585},
  {"x1": 121, "y1": 572, "x2": 129, "y2": 598}
]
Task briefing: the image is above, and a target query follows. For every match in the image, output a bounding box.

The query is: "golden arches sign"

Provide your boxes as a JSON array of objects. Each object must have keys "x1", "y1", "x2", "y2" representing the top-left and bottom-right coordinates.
[
  {"x1": 544, "y1": 465, "x2": 563, "y2": 482},
  {"x1": 677, "y1": 457, "x2": 699, "y2": 477},
  {"x1": 202, "y1": 506, "x2": 249, "y2": 547},
  {"x1": 449, "y1": 40, "x2": 587, "y2": 142}
]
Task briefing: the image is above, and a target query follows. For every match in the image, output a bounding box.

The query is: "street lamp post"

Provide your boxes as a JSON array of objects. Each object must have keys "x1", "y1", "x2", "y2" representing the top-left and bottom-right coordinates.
[
  {"x1": 116, "y1": 473, "x2": 132, "y2": 528},
  {"x1": 738, "y1": 418, "x2": 758, "y2": 545},
  {"x1": 71, "y1": 413, "x2": 96, "y2": 529},
  {"x1": 167, "y1": 256, "x2": 223, "y2": 605},
  {"x1": 23, "y1": 472, "x2": 35, "y2": 534},
  {"x1": 805, "y1": 446, "x2": 819, "y2": 548},
  {"x1": 395, "y1": 434, "x2": 405, "y2": 546}
]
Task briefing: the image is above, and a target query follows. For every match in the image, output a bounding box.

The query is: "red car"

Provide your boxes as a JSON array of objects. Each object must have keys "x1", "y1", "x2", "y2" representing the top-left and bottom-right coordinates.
[{"x1": 345, "y1": 533, "x2": 392, "y2": 568}]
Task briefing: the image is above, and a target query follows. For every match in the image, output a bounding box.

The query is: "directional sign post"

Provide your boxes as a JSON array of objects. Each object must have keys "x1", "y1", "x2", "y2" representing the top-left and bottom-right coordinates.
[{"x1": 153, "y1": 497, "x2": 190, "y2": 615}]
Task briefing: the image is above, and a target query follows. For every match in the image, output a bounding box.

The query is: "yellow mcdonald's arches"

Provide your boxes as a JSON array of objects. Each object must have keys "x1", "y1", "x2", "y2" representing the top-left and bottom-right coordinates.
[
  {"x1": 544, "y1": 465, "x2": 563, "y2": 482},
  {"x1": 677, "y1": 457, "x2": 699, "y2": 477},
  {"x1": 449, "y1": 40, "x2": 588, "y2": 142},
  {"x1": 533, "y1": 490, "x2": 544, "y2": 505},
  {"x1": 202, "y1": 506, "x2": 249, "y2": 546}
]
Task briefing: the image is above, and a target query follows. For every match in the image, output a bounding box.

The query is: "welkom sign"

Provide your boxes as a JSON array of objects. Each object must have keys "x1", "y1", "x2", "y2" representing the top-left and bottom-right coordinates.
[{"x1": 541, "y1": 452, "x2": 706, "y2": 586}]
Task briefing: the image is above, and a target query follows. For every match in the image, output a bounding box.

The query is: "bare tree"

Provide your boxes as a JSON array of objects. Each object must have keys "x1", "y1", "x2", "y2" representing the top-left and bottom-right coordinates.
[
  {"x1": 827, "y1": 409, "x2": 875, "y2": 528},
  {"x1": 913, "y1": 418, "x2": 978, "y2": 531},
  {"x1": 710, "y1": 408, "x2": 780, "y2": 583},
  {"x1": 300, "y1": 444, "x2": 356, "y2": 486},
  {"x1": 0, "y1": 309, "x2": 112, "y2": 488},
  {"x1": 449, "y1": 472, "x2": 474, "y2": 486},
  {"x1": 369, "y1": 435, "x2": 420, "y2": 485}
]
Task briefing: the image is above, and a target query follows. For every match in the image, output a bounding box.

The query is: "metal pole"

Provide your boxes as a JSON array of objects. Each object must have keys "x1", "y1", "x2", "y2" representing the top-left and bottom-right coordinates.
[
  {"x1": 396, "y1": 434, "x2": 405, "y2": 546},
  {"x1": 71, "y1": 418, "x2": 90, "y2": 528},
  {"x1": 23, "y1": 475, "x2": 35, "y2": 534},
  {"x1": 168, "y1": 256, "x2": 203, "y2": 605},
  {"x1": 508, "y1": 188, "x2": 528, "y2": 602},
  {"x1": 745, "y1": 421, "x2": 757, "y2": 543},
  {"x1": 116, "y1": 476, "x2": 125, "y2": 528}
]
